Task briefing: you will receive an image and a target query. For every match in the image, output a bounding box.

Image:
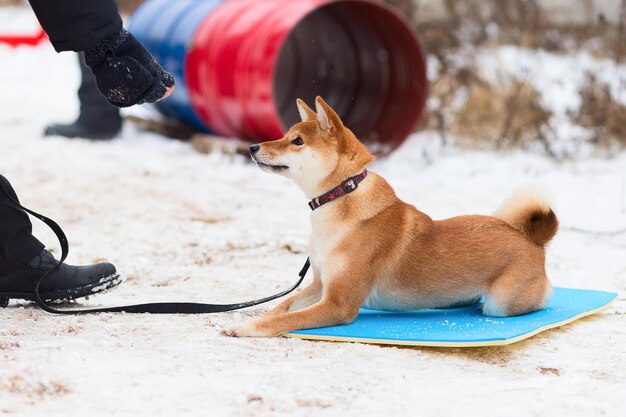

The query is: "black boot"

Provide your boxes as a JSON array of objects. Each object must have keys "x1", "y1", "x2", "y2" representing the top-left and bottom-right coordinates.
[
  {"x1": 0, "y1": 250, "x2": 121, "y2": 306},
  {"x1": 1, "y1": 174, "x2": 121, "y2": 307},
  {"x1": 44, "y1": 122, "x2": 120, "y2": 140},
  {"x1": 44, "y1": 52, "x2": 122, "y2": 140}
]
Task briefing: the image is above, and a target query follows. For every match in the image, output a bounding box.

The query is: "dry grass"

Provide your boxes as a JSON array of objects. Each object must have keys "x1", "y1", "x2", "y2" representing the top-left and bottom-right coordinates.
[
  {"x1": 1, "y1": 375, "x2": 70, "y2": 398},
  {"x1": 576, "y1": 73, "x2": 626, "y2": 149},
  {"x1": 451, "y1": 79, "x2": 553, "y2": 152},
  {"x1": 415, "y1": 0, "x2": 626, "y2": 157}
]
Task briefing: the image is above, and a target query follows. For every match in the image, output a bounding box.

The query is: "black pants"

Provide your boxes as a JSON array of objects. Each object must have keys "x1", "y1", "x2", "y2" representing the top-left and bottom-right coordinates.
[
  {"x1": 76, "y1": 52, "x2": 121, "y2": 130},
  {"x1": 0, "y1": 175, "x2": 45, "y2": 275}
]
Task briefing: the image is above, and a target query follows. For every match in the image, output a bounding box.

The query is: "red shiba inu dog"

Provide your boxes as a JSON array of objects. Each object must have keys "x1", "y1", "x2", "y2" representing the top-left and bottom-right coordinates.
[{"x1": 224, "y1": 97, "x2": 558, "y2": 337}]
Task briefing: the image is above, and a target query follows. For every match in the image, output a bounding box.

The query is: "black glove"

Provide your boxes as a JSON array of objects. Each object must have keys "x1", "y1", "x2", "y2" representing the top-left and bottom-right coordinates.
[{"x1": 84, "y1": 28, "x2": 175, "y2": 108}]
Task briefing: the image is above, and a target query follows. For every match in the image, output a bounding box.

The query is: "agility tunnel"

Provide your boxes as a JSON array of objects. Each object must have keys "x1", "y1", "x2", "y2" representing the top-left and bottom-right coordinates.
[{"x1": 130, "y1": 0, "x2": 428, "y2": 151}]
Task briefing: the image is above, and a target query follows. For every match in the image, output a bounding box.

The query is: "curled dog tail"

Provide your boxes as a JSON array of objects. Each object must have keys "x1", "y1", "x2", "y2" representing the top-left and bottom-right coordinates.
[{"x1": 494, "y1": 189, "x2": 559, "y2": 246}]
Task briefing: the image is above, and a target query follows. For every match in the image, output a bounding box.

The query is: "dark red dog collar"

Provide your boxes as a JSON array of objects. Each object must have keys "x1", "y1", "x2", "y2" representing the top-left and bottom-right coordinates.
[{"x1": 308, "y1": 170, "x2": 368, "y2": 211}]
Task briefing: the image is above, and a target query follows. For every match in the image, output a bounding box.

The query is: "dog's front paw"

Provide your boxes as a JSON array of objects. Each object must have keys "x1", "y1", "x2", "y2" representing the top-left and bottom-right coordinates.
[
  {"x1": 220, "y1": 327, "x2": 242, "y2": 337},
  {"x1": 221, "y1": 321, "x2": 274, "y2": 338}
]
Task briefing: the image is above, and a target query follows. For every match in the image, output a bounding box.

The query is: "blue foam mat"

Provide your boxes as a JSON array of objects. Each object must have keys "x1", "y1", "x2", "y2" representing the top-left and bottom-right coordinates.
[{"x1": 286, "y1": 287, "x2": 617, "y2": 347}]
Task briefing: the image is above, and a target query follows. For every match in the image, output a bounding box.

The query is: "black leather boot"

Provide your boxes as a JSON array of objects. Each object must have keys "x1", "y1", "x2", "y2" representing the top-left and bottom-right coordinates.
[
  {"x1": 44, "y1": 52, "x2": 122, "y2": 140},
  {"x1": 44, "y1": 122, "x2": 120, "y2": 140},
  {"x1": 0, "y1": 249, "x2": 121, "y2": 306}
]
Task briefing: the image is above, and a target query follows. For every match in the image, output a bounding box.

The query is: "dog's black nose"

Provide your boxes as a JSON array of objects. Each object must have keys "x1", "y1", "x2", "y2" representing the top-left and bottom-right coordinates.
[{"x1": 249, "y1": 144, "x2": 260, "y2": 154}]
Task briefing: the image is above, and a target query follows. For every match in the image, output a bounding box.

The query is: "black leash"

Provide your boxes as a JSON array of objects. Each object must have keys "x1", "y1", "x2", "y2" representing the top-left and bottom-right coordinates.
[{"x1": 1, "y1": 182, "x2": 308, "y2": 314}]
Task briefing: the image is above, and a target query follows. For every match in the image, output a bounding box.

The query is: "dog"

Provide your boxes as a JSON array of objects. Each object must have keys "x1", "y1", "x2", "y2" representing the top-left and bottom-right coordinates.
[{"x1": 223, "y1": 96, "x2": 558, "y2": 337}]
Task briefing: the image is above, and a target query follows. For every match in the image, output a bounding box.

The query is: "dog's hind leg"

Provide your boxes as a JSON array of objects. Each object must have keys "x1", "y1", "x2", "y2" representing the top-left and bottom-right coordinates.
[{"x1": 483, "y1": 267, "x2": 552, "y2": 317}]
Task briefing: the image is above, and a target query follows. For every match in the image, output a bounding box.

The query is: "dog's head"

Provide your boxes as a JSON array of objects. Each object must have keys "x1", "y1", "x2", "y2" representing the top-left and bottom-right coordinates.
[{"x1": 249, "y1": 96, "x2": 375, "y2": 197}]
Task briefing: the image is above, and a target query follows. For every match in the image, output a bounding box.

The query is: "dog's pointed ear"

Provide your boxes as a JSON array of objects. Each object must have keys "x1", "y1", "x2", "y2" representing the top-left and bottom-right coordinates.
[
  {"x1": 315, "y1": 96, "x2": 343, "y2": 134},
  {"x1": 296, "y1": 99, "x2": 316, "y2": 122}
]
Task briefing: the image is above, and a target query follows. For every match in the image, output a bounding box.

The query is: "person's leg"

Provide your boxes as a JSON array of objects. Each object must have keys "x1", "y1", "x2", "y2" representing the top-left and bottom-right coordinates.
[
  {"x1": 0, "y1": 174, "x2": 122, "y2": 304},
  {"x1": 44, "y1": 52, "x2": 122, "y2": 140},
  {"x1": 0, "y1": 175, "x2": 44, "y2": 274},
  {"x1": 76, "y1": 52, "x2": 122, "y2": 131}
]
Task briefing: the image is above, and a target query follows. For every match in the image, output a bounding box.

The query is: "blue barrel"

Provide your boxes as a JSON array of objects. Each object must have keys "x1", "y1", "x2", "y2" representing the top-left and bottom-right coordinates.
[{"x1": 129, "y1": 0, "x2": 222, "y2": 131}]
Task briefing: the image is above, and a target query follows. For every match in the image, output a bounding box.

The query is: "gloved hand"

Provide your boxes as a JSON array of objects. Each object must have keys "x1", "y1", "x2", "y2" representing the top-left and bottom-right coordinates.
[{"x1": 84, "y1": 28, "x2": 175, "y2": 108}]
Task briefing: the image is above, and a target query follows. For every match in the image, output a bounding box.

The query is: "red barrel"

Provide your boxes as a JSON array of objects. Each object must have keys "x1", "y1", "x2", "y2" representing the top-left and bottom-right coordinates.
[
  {"x1": 129, "y1": 0, "x2": 222, "y2": 131},
  {"x1": 186, "y1": 0, "x2": 427, "y2": 151}
]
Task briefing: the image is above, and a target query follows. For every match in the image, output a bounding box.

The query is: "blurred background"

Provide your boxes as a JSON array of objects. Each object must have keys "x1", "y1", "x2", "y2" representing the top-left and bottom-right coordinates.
[
  {"x1": 3, "y1": 0, "x2": 625, "y2": 158},
  {"x1": 404, "y1": 0, "x2": 626, "y2": 158},
  {"x1": 398, "y1": 0, "x2": 626, "y2": 158}
]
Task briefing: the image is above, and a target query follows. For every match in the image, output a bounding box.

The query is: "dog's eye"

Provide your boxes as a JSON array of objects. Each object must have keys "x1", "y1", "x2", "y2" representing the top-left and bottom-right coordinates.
[{"x1": 291, "y1": 137, "x2": 304, "y2": 146}]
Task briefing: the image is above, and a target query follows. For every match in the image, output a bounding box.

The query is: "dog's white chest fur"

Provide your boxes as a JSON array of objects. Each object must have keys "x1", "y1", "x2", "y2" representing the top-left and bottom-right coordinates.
[{"x1": 308, "y1": 208, "x2": 350, "y2": 284}]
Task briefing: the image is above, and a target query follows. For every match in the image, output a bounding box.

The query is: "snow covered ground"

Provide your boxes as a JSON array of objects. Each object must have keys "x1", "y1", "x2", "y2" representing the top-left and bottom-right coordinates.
[{"x1": 1, "y1": 7, "x2": 625, "y2": 417}]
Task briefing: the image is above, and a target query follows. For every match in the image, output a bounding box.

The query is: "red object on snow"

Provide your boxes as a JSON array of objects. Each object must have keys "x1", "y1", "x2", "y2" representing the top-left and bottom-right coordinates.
[
  {"x1": 0, "y1": 27, "x2": 47, "y2": 47},
  {"x1": 185, "y1": 0, "x2": 427, "y2": 151},
  {"x1": 132, "y1": 0, "x2": 428, "y2": 152}
]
